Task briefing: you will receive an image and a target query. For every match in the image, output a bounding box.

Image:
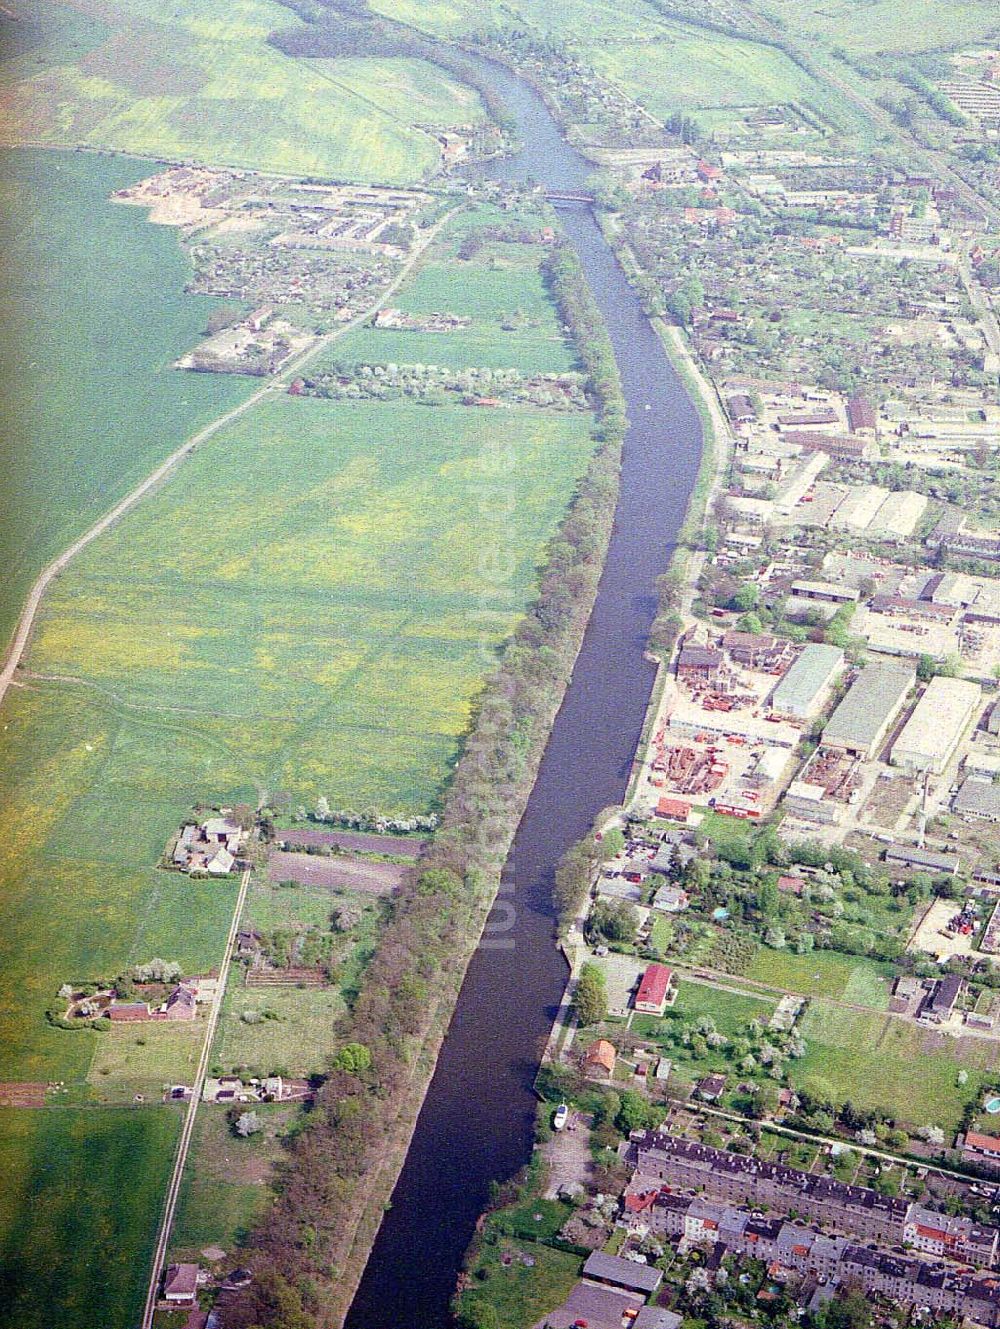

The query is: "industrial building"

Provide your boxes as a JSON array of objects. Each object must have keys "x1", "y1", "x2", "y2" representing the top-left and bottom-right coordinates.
[
  {"x1": 884, "y1": 843, "x2": 960, "y2": 876},
  {"x1": 890, "y1": 676, "x2": 981, "y2": 775},
  {"x1": 789, "y1": 579, "x2": 859, "y2": 605},
  {"x1": 821, "y1": 662, "x2": 915, "y2": 760},
  {"x1": 954, "y1": 777, "x2": 1000, "y2": 823},
  {"x1": 769, "y1": 643, "x2": 844, "y2": 720}
]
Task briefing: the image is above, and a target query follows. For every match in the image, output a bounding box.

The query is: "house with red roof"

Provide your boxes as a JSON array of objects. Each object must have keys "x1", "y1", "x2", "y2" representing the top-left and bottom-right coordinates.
[{"x1": 634, "y1": 963, "x2": 675, "y2": 1016}]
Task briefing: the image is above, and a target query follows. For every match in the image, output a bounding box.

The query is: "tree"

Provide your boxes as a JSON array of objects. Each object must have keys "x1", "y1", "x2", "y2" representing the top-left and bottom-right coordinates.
[
  {"x1": 616, "y1": 1089, "x2": 657, "y2": 1134},
  {"x1": 234, "y1": 1110, "x2": 263, "y2": 1138},
  {"x1": 819, "y1": 1288, "x2": 874, "y2": 1329},
  {"x1": 334, "y1": 1042, "x2": 372, "y2": 1075},
  {"x1": 587, "y1": 899, "x2": 639, "y2": 944},
  {"x1": 573, "y1": 964, "x2": 607, "y2": 1026},
  {"x1": 731, "y1": 583, "x2": 760, "y2": 612},
  {"x1": 757, "y1": 878, "x2": 780, "y2": 920}
]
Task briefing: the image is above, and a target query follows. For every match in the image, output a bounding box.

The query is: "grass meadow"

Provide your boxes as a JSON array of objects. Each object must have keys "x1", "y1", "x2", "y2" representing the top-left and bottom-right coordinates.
[
  {"x1": 792, "y1": 1001, "x2": 999, "y2": 1133},
  {"x1": 0, "y1": 1106, "x2": 181, "y2": 1329},
  {"x1": 0, "y1": 148, "x2": 252, "y2": 649},
  {"x1": 0, "y1": 0, "x2": 483, "y2": 179},
  {"x1": 748, "y1": 950, "x2": 894, "y2": 1009},
  {"x1": 0, "y1": 682, "x2": 244, "y2": 1085},
  {"x1": 171, "y1": 1102, "x2": 297, "y2": 1255},
  {"x1": 27, "y1": 394, "x2": 594, "y2": 809}
]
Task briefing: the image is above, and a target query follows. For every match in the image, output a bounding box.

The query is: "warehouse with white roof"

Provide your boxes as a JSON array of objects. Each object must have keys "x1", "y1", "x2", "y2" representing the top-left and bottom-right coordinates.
[{"x1": 890, "y1": 676, "x2": 981, "y2": 775}]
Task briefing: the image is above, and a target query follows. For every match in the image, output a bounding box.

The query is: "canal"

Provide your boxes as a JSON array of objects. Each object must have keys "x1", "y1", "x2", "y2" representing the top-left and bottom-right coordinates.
[{"x1": 345, "y1": 53, "x2": 705, "y2": 1329}]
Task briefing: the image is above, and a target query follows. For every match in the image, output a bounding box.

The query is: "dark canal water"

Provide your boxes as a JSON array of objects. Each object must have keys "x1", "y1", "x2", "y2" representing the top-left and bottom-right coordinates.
[{"x1": 344, "y1": 55, "x2": 705, "y2": 1329}]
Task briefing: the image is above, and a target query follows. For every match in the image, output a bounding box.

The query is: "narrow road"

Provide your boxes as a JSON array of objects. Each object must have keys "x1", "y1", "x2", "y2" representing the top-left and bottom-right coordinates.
[
  {"x1": 139, "y1": 866, "x2": 252, "y2": 1329},
  {"x1": 0, "y1": 209, "x2": 458, "y2": 714}
]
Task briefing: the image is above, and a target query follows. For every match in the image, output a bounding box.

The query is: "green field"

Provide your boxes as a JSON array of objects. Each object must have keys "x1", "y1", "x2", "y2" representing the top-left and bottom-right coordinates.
[
  {"x1": 747, "y1": 950, "x2": 894, "y2": 1009},
  {"x1": 671, "y1": 979, "x2": 776, "y2": 1034},
  {"x1": 0, "y1": 148, "x2": 251, "y2": 648},
  {"x1": 172, "y1": 1102, "x2": 295, "y2": 1254},
  {"x1": 792, "y1": 1002, "x2": 999, "y2": 1132},
  {"x1": 0, "y1": 1106, "x2": 181, "y2": 1329},
  {"x1": 763, "y1": 0, "x2": 1000, "y2": 55},
  {"x1": 87, "y1": 1020, "x2": 206, "y2": 1101},
  {"x1": 458, "y1": 1243, "x2": 582, "y2": 1329},
  {"x1": 26, "y1": 393, "x2": 594, "y2": 809},
  {"x1": 594, "y1": 26, "x2": 825, "y2": 116},
  {"x1": 0, "y1": 682, "x2": 244, "y2": 1084},
  {"x1": 0, "y1": 0, "x2": 484, "y2": 179},
  {"x1": 632, "y1": 980, "x2": 776, "y2": 1078}
]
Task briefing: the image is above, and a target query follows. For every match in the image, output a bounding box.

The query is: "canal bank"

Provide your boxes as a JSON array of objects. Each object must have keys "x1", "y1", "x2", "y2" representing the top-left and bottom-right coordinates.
[{"x1": 344, "y1": 54, "x2": 706, "y2": 1329}]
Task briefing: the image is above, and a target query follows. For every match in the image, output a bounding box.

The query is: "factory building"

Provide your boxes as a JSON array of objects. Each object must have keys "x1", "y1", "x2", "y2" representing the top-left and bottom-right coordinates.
[
  {"x1": 890, "y1": 676, "x2": 981, "y2": 775},
  {"x1": 821, "y1": 662, "x2": 915, "y2": 761},
  {"x1": 769, "y1": 643, "x2": 844, "y2": 720}
]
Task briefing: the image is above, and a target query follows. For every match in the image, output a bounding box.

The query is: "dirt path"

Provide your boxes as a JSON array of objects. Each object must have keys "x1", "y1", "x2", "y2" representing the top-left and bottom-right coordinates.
[
  {"x1": 0, "y1": 209, "x2": 459, "y2": 715},
  {"x1": 140, "y1": 868, "x2": 252, "y2": 1329}
]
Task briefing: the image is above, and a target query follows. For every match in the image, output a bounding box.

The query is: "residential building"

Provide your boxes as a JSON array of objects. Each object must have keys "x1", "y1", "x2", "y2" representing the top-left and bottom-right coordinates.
[
  {"x1": 904, "y1": 1205, "x2": 999, "y2": 1265},
  {"x1": 583, "y1": 1039, "x2": 616, "y2": 1078},
  {"x1": 634, "y1": 964, "x2": 674, "y2": 1016},
  {"x1": 629, "y1": 1133, "x2": 908, "y2": 1245}
]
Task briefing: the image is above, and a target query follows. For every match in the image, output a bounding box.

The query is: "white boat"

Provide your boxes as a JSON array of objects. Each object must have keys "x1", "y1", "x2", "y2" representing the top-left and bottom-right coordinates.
[{"x1": 553, "y1": 1103, "x2": 569, "y2": 1131}]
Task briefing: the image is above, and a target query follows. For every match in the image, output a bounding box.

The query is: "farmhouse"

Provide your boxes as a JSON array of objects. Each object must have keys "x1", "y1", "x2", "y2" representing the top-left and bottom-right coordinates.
[
  {"x1": 770, "y1": 644, "x2": 844, "y2": 720},
  {"x1": 162, "y1": 1264, "x2": 200, "y2": 1306},
  {"x1": 108, "y1": 1001, "x2": 151, "y2": 1023},
  {"x1": 821, "y1": 662, "x2": 915, "y2": 760},
  {"x1": 891, "y1": 677, "x2": 981, "y2": 775},
  {"x1": 172, "y1": 814, "x2": 247, "y2": 876},
  {"x1": 634, "y1": 964, "x2": 674, "y2": 1016}
]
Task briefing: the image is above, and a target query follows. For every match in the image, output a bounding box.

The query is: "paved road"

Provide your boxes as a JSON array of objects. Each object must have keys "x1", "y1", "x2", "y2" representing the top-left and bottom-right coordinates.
[
  {"x1": 139, "y1": 867, "x2": 252, "y2": 1329},
  {"x1": 0, "y1": 211, "x2": 457, "y2": 715}
]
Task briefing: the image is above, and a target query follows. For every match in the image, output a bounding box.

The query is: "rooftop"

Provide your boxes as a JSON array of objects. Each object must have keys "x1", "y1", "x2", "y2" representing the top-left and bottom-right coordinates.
[
  {"x1": 583, "y1": 1251, "x2": 663, "y2": 1293},
  {"x1": 770, "y1": 644, "x2": 844, "y2": 717},
  {"x1": 821, "y1": 662, "x2": 914, "y2": 752}
]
